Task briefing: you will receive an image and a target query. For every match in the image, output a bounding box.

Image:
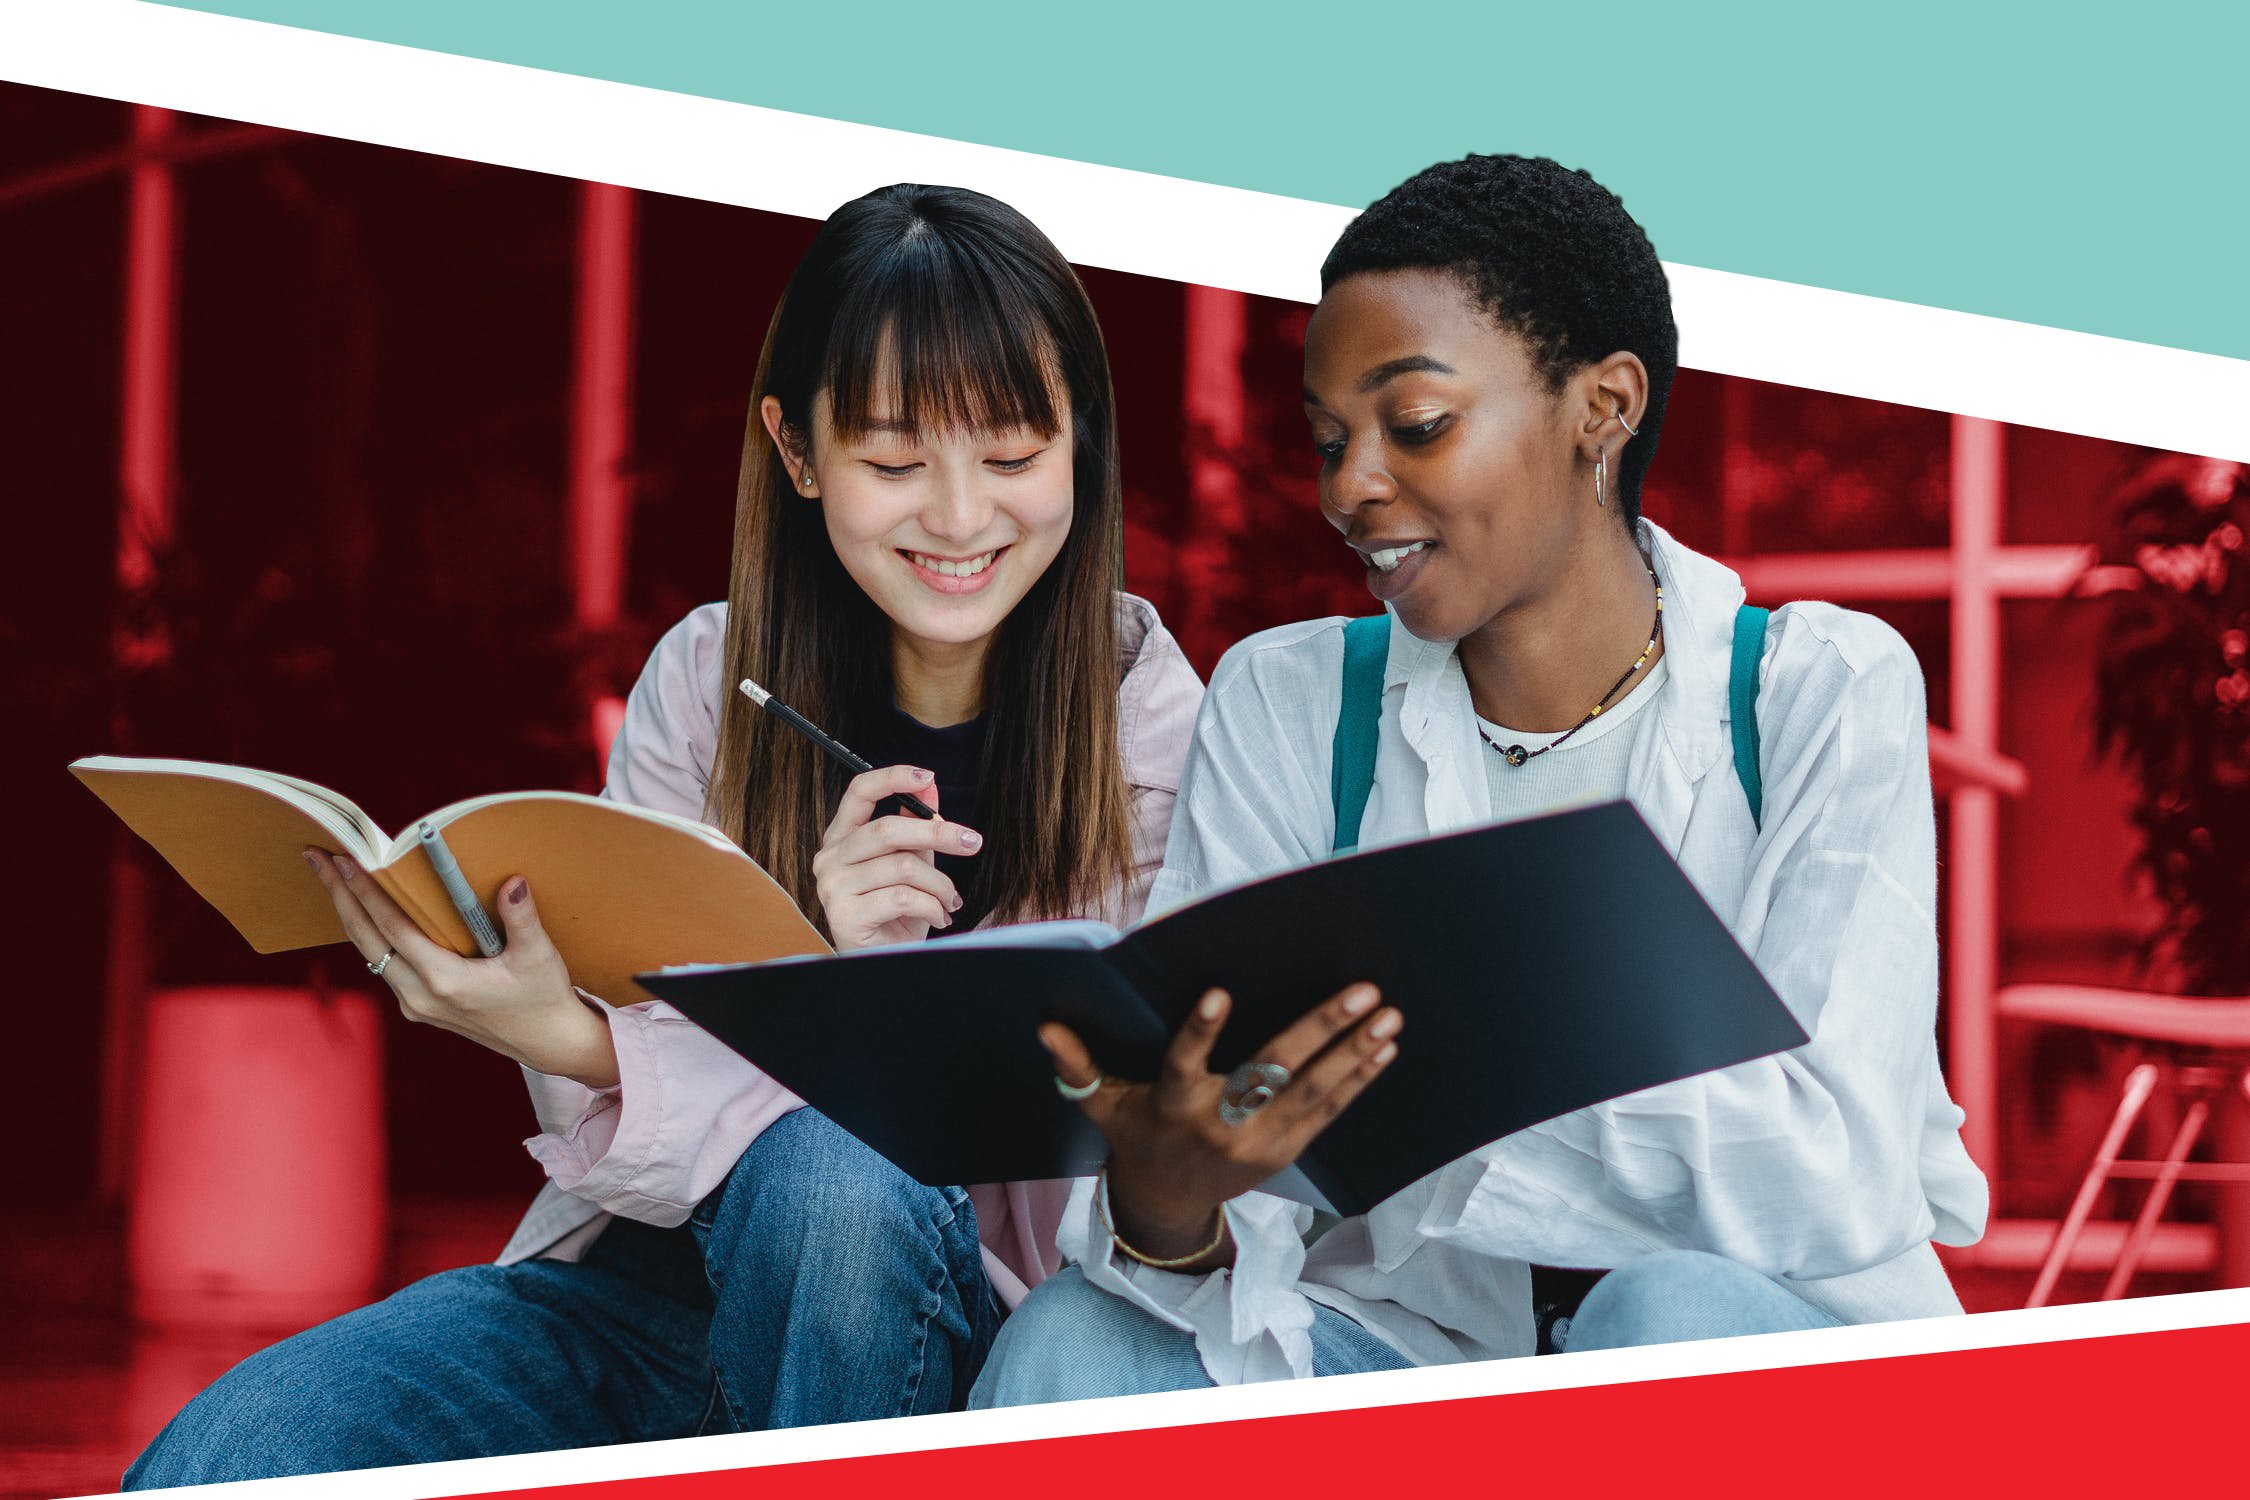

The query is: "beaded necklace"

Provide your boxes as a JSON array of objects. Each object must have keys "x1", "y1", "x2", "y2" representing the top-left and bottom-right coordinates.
[{"x1": 1477, "y1": 563, "x2": 1664, "y2": 768}]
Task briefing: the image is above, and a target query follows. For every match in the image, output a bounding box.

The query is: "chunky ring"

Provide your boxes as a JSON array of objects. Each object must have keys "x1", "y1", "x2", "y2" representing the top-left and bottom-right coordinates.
[
  {"x1": 1054, "y1": 1071, "x2": 1104, "y2": 1102},
  {"x1": 367, "y1": 950, "x2": 395, "y2": 979},
  {"x1": 1218, "y1": 1061, "x2": 1291, "y2": 1126}
]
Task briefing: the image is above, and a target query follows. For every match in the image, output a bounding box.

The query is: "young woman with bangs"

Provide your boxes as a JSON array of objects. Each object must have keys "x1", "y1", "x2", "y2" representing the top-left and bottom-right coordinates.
[{"x1": 127, "y1": 182, "x2": 1205, "y2": 1484}]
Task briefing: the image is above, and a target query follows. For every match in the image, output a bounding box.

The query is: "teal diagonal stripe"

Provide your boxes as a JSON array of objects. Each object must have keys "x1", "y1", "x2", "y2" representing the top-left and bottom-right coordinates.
[{"x1": 157, "y1": 1, "x2": 2250, "y2": 363}]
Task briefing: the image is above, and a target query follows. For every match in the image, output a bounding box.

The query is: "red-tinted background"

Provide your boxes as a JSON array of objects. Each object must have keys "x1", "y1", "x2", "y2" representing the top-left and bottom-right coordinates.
[{"x1": 6, "y1": 81, "x2": 2247, "y2": 1494}]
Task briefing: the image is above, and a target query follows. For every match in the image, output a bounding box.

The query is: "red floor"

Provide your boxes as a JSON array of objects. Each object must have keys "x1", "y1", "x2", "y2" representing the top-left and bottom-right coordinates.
[{"x1": 1, "y1": 1199, "x2": 521, "y2": 1500}]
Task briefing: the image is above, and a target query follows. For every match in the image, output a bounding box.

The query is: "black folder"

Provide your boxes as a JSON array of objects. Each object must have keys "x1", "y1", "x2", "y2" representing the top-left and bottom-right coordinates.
[{"x1": 637, "y1": 800, "x2": 1809, "y2": 1219}]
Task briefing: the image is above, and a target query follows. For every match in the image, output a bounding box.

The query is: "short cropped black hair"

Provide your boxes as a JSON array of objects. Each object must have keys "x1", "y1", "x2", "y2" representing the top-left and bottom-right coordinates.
[{"x1": 1320, "y1": 154, "x2": 1677, "y2": 526}]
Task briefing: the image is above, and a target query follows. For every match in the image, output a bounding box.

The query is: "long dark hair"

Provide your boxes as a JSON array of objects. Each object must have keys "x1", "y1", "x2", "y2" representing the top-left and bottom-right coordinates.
[{"x1": 703, "y1": 183, "x2": 1134, "y2": 934}]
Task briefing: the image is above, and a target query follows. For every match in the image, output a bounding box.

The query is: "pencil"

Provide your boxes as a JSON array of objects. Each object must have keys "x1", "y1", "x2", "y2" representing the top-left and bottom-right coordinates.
[{"x1": 738, "y1": 677, "x2": 940, "y2": 821}]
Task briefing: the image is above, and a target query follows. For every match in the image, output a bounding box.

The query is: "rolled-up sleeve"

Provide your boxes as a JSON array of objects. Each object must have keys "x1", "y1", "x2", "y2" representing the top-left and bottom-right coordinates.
[
  {"x1": 523, "y1": 997, "x2": 805, "y2": 1225},
  {"x1": 1056, "y1": 1176, "x2": 1318, "y2": 1383}
]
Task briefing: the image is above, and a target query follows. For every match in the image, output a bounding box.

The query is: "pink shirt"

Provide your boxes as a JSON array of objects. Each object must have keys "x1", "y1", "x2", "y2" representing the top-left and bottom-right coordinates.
[{"x1": 496, "y1": 592, "x2": 1203, "y2": 1308}]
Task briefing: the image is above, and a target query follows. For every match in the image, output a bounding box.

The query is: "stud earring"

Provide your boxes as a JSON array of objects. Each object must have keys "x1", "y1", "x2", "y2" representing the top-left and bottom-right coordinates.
[
  {"x1": 1595, "y1": 445, "x2": 1609, "y2": 508},
  {"x1": 800, "y1": 468, "x2": 817, "y2": 492}
]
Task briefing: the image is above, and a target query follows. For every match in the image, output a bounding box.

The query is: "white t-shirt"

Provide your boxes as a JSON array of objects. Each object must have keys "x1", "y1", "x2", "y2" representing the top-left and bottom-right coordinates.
[{"x1": 1473, "y1": 655, "x2": 1670, "y2": 824}]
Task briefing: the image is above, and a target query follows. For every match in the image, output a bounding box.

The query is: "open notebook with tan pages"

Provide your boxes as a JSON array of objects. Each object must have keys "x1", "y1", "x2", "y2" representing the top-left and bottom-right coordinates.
[{"x1": 69, "y1": 756, "x2": 829, "y2": 1002}]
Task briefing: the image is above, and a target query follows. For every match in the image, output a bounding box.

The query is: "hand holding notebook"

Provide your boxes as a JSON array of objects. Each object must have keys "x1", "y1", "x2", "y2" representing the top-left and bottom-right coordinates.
[
  {"x1": 301, "y1": 845, "x2": 622, "y2": 1084},
  {"x1": 70, "y1": 755, "x2": 830, "y2": 1003},
  {"x1": 1044, "y1": 977, "x2": 1402, "y2": 1263}
]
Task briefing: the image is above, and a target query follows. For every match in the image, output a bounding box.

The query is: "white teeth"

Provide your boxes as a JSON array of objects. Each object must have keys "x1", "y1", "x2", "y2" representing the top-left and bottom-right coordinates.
[
  {"x1": 1368, "y1": 541, "x2": 1431, "y2": 572},
  {"x1": 908, "y1": 549, "x2": 998, "y2": 578}
]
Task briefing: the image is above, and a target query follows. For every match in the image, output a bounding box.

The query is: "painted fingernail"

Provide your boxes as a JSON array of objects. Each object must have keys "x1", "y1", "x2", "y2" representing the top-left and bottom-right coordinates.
[
  {"x1": 1370, "y1": 1010, "x2": 1401, "y2": 1039},
  {"x1": 937, "y1": 913, "x2": 952, "y2": 929},
  {"x1": 1374, "y1": 1041, "x2": 1399, "y2": 1066},
  {"x1": 1343, "y1": 986, "x2": 1377, "y2": 1016},
  {"x1": 950, "y1": 894, "x2": 964, "y2": 912},
  {"x1": 506, "y1": 879, "x2": 528, "y2": 905},
  {"x1": 1198, "y1": 991, "x2": 1225, "y2": 1021},
  {"x1": 912, "y1": 768, "x2": 935, "y2": 785},
  {"x1": 957, "y1": 828, "x2": 982, "y2": 851},
  {"x1": 301, "y1": 850, "x2": 320, "y2": 873},
  {"x1": 333, "y1": 855, "x2": 357, "y2": 877}
]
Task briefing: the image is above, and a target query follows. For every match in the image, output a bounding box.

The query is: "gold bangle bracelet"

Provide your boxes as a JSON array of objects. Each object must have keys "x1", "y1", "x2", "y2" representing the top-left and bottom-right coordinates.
[{"x1": 1095, "y1": 1162, "x2": 1228, "y2": 1269}]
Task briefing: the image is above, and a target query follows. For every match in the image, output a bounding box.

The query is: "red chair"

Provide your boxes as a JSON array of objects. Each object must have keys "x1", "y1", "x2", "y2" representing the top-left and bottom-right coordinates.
[{"x1": 1996, "y1": 983, "x2": 2250, "y2": 1306}]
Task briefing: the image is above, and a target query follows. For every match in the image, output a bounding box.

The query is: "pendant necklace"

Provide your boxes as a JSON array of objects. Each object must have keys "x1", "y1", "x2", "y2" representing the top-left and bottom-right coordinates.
[{"x1": 1478, "y1": 563, "x2": 1663, "y2": 768}]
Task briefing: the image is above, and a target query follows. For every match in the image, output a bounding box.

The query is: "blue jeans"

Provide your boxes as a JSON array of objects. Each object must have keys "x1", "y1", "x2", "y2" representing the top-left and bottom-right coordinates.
[
  {"x1": 967, "y1": 1266, "x2": 1414, "y2": 1405},
  {"x1": 968, "y1": 1250, "x2": 1840, "y2": 1407},
  {"x1": 1556, "y1": 1249, "x2": 1843, "y2": 1351},
  {"x1": 123, "y1": 1110, "x2": 1000, "y2": 1486}
]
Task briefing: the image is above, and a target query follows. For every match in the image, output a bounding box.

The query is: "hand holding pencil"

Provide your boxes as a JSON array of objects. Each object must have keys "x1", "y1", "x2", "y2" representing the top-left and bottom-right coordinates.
[
  {"x1": 812, "y1": 766, "x2": 985, "y2": 950},
  {"x1": 741, "y1": 677, "x2": 985, "y2": 951}
]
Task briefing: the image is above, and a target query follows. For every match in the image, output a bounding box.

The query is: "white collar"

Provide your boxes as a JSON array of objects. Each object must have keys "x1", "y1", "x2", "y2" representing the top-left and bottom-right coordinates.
[{"x1": 1377, "y1": 519, "x2": 1749, "y2": 846}]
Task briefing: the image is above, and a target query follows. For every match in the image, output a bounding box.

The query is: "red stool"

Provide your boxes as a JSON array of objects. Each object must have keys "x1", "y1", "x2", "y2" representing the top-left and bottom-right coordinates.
[{"x1": 1996, "y1": 984, "x2": 2250, "y2": 1307}]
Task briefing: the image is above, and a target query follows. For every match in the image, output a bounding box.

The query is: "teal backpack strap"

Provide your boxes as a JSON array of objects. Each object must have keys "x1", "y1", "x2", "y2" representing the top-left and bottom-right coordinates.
[
  {"x1": 1329, "y1": 615, "x2": 1389, "y2": 853},
  {"x1": 1729, "y1": 604, "x2": 1770, "y2": 831}
]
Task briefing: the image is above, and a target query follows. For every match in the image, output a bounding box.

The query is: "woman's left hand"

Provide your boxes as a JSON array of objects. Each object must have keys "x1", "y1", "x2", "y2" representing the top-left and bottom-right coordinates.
[
  {"x1": 305, "y1": 849, "x2": 620, "y2": 1088},
  {"x1": 1044, "y1": 983, "x2": 1400, "y2": 1267}
]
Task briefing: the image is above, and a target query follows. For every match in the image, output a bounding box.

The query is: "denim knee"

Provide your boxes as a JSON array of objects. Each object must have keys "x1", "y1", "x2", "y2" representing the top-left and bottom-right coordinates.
[
  {"x1": 125, "y1": 1247, "x2": 721, "y2": 1487},
  {"x1": 1564, "y1": 1250, "x2": 1826, "y2": 1352},
  {"x1": 123, "y1": 1337, "x2": 325, "y2": 1488},
  {"x1": 696, "y1": 1109, "x2": 965, "y2": 1295},
  {"x1": 123, "y1": 1266, "x2": 526, "y2": 1487},
  {"x1": 968, "y1": 1268, "x2": 1209, "y2": 1408}
]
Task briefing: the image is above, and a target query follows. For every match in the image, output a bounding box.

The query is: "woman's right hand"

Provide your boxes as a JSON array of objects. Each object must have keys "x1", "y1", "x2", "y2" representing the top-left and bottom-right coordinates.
[
  {"x1": 1044, "y1": 983, "x2": 1402, "y2": 1269},
  {"x1": 813, "y1": 764, "x2": 985, "y2": 951}
]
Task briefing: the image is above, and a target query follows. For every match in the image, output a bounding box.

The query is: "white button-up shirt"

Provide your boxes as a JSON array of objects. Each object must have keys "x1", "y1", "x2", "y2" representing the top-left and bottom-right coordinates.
[{"x1": 1057, "y1": 520, "x2": 1990, "y2": 1382}]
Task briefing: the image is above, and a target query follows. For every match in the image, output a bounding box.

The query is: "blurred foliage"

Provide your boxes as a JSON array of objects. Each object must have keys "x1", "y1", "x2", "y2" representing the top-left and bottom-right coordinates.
[
  {"x1": 2091, "y1": 455, "x2": 2250, "y2": 993},
  {"x1": 1724, "y1": 384, "x2": 1951, "y2": 553}
]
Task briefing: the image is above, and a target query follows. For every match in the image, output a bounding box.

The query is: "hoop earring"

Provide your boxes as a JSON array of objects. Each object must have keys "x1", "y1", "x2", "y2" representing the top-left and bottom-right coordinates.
[
  {"x1": 1614, "y1": 403, "x2": 1640, "y2": 439},
  {"x1": 1595, "y1": 446, "x2": 1609, "y2": 508}
]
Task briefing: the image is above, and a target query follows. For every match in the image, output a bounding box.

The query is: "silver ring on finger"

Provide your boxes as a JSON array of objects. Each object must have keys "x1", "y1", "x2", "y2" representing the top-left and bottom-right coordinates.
[
  {"x1": 367, "y1": 949, "x2": 395, "y2": 980},
  {"x1": 1054, "y1": 1072, "x2": 1105, "y2": 1102},
  {"x1": 1218, "y1": 1061, "x2": 1291, "y2": 1127}
]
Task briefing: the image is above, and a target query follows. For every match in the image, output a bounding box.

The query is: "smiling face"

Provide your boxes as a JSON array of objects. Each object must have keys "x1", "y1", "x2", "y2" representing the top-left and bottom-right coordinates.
[
  {"x1": 796, "y1": 394, "x2": 1076, "y2": 653},
  {"x1": 1303, "y1": 267, "x2": 1607, "y2": 643}
]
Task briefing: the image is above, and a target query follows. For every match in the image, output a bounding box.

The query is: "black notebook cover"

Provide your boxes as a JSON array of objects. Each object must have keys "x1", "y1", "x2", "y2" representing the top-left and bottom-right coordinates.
[{"x1": 639, "y1": 801, "x2": 1809, "y2": 1218}]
